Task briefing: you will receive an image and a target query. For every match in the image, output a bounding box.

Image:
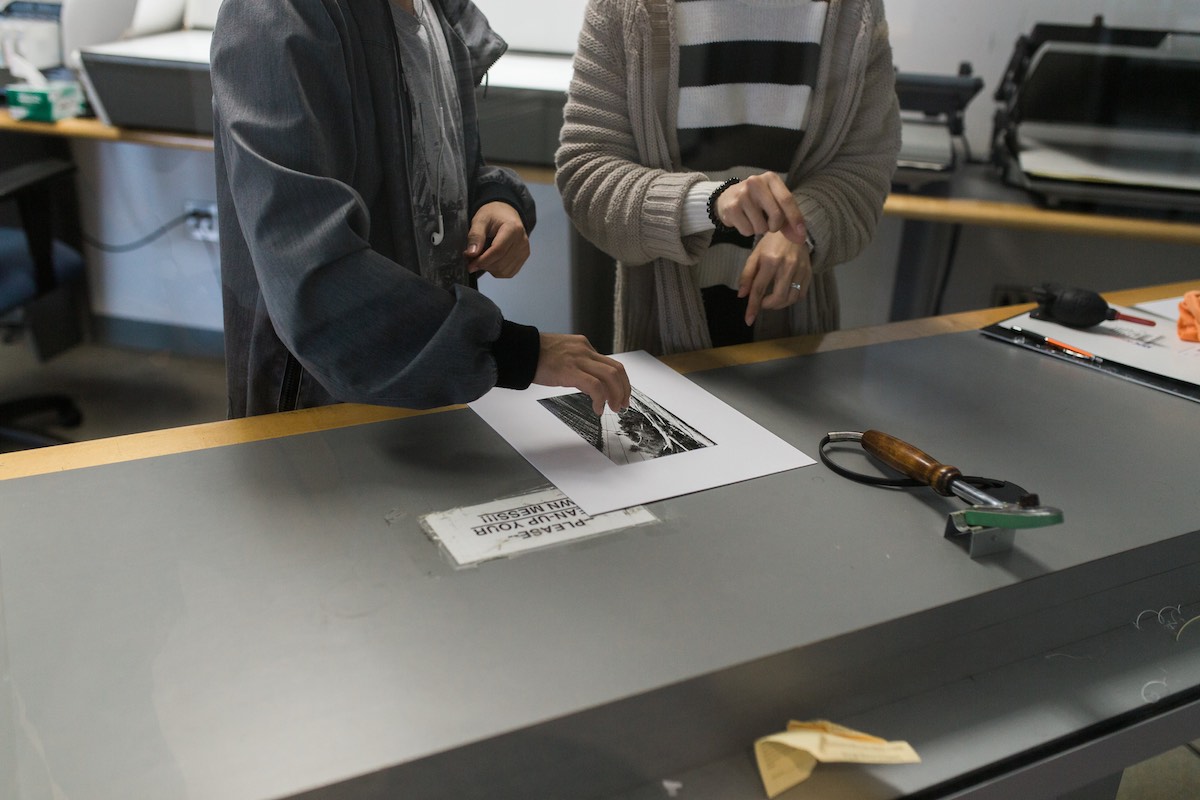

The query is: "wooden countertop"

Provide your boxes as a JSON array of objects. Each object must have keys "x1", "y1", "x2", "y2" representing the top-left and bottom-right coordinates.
[
  {"x1": 882, "y1": 191, "x2": 1200, "y2": 245},
  {"x1": 1, "y1": 279, "x2": 1193, "y2": 482},
  {"x1": 0, "y1": 110, "x2": 558, "y2": 185},
  {"x1": 1, "y1": 110, "x2": 215, "y2": 152},
  {"x1": 6, "y1": 110, "x2": 1200, "y2": 241}
]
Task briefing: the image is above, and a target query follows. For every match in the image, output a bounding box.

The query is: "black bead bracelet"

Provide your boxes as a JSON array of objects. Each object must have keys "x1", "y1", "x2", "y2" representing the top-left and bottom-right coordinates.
[{"x1": 706, "y1": 177, "x2": 740, "y2": 233}]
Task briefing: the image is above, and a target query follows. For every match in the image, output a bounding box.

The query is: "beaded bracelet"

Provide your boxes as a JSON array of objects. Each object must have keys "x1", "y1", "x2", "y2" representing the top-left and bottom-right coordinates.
[{"x1": 706, "y1": 177, "x2": 740, "y2": 233}]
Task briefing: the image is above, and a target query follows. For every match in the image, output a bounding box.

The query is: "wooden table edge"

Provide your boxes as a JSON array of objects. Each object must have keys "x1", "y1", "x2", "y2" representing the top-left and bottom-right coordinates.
[
  {"x1": 3, "y1": 280, "x2": 1193, "y2": 482},
  {"x1": 9, "y1": 112, "x2": 1200, "y2": 239}
]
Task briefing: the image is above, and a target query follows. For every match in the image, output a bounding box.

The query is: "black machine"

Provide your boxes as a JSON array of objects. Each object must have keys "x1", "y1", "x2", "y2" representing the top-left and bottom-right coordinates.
[
  {"x1": 892, "y1": 64, "x2": 984, "y2": 180},
  {"x1": 991, "y1": 16, "x2": 1200, "y2": 213}
]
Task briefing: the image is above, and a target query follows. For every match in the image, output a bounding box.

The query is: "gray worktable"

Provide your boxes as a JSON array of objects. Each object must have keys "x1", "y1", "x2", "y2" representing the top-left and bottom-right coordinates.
[{"x1": 2, "y1": 330, "x2": 1198, "y2": 800}]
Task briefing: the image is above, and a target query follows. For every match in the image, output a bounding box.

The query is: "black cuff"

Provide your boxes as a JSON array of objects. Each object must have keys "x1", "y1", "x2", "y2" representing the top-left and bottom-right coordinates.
[
  {"x1": 493, "y1": 320, "x2": 540, "y2": 390},
  {"x1": 473, "y1": 193, "x2": 535, "y2": 233}
]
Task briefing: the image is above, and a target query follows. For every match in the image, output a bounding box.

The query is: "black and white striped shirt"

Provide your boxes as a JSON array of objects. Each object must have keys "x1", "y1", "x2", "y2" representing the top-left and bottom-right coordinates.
[
  {"x1": 677, "y1": 0, "x2": 828, "y2": 174},
  {"x1": 677, "y1": 0, "x2": 828, "y2": 287}
]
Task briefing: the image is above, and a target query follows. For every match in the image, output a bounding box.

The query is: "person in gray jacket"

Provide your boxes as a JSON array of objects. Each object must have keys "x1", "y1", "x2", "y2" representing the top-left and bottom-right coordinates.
[{"x1": 212, "y1": 0, "x2": 629, "y2": 418}]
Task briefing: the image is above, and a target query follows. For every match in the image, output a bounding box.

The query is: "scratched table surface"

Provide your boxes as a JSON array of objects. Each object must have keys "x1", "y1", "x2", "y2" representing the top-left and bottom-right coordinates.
[{"x1": 1, "y1": 330, "x2": 1198, "y2": 800}]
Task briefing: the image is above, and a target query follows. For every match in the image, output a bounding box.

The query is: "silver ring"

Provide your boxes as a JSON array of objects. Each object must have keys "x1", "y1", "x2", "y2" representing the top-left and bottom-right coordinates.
[{"x1": 789, "y1": 282, "x2": 805, "y2": 292}]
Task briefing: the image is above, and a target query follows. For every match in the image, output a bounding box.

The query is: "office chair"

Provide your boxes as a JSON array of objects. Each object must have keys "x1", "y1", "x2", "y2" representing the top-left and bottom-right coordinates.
[{"x1": 0, "y1": 157, "x2": 86, "y2": 450}]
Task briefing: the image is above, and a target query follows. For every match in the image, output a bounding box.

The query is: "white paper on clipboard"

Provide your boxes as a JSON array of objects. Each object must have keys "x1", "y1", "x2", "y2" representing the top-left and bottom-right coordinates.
[{"x1": 992, "y1": 305, "x2": 1200, "y2": 389}]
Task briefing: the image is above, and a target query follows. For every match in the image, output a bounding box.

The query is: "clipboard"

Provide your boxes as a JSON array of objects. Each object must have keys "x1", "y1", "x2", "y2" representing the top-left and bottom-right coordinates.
[{"x1": 981, "y1": 302, "x2": 1200, "y2": 404}]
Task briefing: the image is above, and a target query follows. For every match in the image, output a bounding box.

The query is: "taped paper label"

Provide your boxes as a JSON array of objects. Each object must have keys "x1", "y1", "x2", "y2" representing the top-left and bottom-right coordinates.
[{"x1": 421, "y1": 487, "x2": 656, "y2": 567}]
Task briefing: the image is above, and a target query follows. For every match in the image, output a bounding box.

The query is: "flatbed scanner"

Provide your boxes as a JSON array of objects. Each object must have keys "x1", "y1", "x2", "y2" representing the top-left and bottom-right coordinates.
[
  {"x1": 992, "y1": 17, "x2": 1200, "y2": 212},
  {"x1": 73, "y1": 0, "x2": 215, "y2": 135},
  {"x1": 79, "y1": 27, "x2": 211, "y2": 134}
]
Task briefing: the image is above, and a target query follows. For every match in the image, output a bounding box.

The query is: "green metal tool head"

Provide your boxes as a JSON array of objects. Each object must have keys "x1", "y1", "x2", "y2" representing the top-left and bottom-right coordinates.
[{"x1": 952, "y1": 504, "x2": 1065, "y2": 531}]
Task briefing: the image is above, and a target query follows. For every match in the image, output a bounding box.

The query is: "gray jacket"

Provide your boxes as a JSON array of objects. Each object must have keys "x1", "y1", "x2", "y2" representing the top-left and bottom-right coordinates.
[{"x1": 212, "y1": 0, "x2": 538, "y2": 417}]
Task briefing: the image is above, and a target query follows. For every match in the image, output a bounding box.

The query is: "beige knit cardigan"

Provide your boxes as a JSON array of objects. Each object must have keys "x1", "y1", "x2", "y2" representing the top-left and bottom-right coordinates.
[{"x1": 555, "y1": 0, "x2": 902, "y2": 355}]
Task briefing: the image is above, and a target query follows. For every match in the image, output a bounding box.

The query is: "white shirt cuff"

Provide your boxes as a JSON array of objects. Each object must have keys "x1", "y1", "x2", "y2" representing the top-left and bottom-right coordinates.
[{"x1": 681, "y1": 181, "x2": 723, "y2": 236}]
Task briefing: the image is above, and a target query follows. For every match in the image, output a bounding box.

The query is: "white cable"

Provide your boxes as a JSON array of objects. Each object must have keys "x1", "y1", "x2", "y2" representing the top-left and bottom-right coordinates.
[{"x1": 418, "y1": 0, "x2": 447, "y2": 247}]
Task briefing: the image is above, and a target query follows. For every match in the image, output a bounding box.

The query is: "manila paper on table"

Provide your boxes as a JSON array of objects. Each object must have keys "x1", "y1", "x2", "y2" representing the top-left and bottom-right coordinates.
[{"x1": 468, "y1": 350, "x2": 815, "y2": 516}]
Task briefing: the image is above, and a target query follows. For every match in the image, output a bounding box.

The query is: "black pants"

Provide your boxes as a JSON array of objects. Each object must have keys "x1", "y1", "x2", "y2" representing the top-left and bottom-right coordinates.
[{"x1": 702, "y1": 285, "x2": 754, "y2": 348}]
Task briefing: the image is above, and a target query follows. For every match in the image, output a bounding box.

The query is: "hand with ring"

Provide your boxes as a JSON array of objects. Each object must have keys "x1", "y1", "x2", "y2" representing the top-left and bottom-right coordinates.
[{"x1": 738, "y1": 230, "x2": 813, "y2": 326}]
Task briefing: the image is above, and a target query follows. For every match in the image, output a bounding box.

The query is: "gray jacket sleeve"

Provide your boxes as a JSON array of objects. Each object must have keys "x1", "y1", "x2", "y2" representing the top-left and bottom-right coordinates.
[{"x1": 212, "y1": 0, "x2": 531, "y2": 409}]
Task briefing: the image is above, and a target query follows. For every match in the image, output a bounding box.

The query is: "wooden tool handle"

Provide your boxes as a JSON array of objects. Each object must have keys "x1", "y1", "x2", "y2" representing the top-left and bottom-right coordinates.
[{"x1": 862, "y1": 430, "x2": 962, "y2": 496}]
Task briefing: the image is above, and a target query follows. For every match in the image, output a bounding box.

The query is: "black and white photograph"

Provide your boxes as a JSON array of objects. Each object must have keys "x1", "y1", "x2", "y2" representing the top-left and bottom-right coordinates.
[
  {"x1": 470, "y1": 351, "x2": 813, "y2": 516},
  {"x1": 539, "y1": 387, "x2": 715, "y2": 465}
]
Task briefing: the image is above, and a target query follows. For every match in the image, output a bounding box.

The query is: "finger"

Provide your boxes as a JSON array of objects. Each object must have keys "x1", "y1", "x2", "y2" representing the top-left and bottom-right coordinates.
[
  {"x1": 737, "y1": 181, "x2": 775, "y2": 237},
  {"x1": 776, "y1": 220, "x2": 808, "y2": 247},
  {"x1": 744, "y1": 277, "x2": 769, "y2": 326},
  {"x1": 599, "y1": 357, "x2": 631, "y2": 412},
  {"x1": 769, "y1": 187, "x2": 807, "y2": 245},
  {"x1": 574, "y1": 371, "x2": 609, "y2": 416},
  {"x1": 744, "y1": 178, "x2": 782, "y2": 235},
  {"x1": 739, "y1": 174, "x2": 790, "y2": 235},
  {"x1": 489, "y1": 252, "x2": 525, "y2": 279},
  {"x1": 565, "y1": 367, "x2": 605, "y2": 416},
  {"x1": 746, "y1": 256, "x2": 790, "y2": 322},
  {"x1": 579, "y1": 356, "x2": 629, "y2": 414},
  {"x1": 490, "y1": 238, "x2": 529, "y2": 279},
  {"x1": 534, "y1": 335, "x2": 629, "y2": 413},
  {"x1": 720, "y1": 199, "x2": 757, "y2": 239},
  {"x1": 718, "y1": 182, "x2": 765, "y2": 238},
  {"x1": 741, "y1": 256, "x2": 772, "y2": 324},
  {"x1": 765, "y1": 256, "x2": 805, "y2": 310},
  {"x1": 750, "y1": 180, "x2": 806, "y2": 244},
  {"x1": 747, "y1": 173, "x2": 806, "y2": 245},
  {"x1": 760, "y1": 273, "x2": 793, "y2": 311},
  {"x1": 469, "y1": 237, "x2": 506, "y2": 275},
  {"x1": 472, "y1": 228, "x2": 522, "y2": 277},
  {"x1": 737, "y1": 250, "x2": 761, "y2": 299},
  {"x1": 464, "y1": 218, "x2": 490, "y2": 261}
]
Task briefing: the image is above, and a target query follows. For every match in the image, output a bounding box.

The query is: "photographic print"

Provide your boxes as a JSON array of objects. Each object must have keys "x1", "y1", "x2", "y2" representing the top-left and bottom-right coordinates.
[
  {"x1": 469, "y1": 350, "x2": 814, "y2": 515},
  {"x1": 539, "y1": 388, "x2": 715, "y2": 465}
]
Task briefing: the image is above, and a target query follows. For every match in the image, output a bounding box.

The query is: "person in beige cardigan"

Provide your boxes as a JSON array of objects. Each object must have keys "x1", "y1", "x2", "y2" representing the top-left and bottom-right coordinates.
[{"x1": 556, "y1": 0, "x2": 901, "y2": 355}]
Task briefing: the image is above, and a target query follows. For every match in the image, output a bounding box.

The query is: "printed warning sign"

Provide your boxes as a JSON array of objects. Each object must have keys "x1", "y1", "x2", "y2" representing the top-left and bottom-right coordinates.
[{"x1": 420, "y1": 487, "x2": 657, "y2": 566}]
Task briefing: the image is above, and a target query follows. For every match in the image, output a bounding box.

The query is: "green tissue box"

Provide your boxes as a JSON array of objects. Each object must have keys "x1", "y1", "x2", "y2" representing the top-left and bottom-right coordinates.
[{"x1": 5, "y1": 81, "x2": 84, "y2": 123}]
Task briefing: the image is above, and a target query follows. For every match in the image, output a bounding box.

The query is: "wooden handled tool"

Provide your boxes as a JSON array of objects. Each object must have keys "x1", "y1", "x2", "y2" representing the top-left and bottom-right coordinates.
[
  {"x1": 827, "y1": 430, "x2": 1064, "y2": 531},
  {"x1": 862, "y1": 429, "x2": 962, "y2": 496}
]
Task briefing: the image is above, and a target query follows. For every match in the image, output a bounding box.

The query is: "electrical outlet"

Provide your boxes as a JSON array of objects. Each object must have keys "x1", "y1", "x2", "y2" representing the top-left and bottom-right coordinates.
[{"x1": 184, "y1": 201, "x2": 219, "y2": 242}]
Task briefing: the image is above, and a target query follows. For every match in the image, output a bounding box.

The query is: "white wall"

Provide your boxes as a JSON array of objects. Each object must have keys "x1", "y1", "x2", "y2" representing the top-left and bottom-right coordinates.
[
  {"x1": 185, "y1": 0, "x2": 222, "y2": 30},
  {"x1": 478, "y1": 0, "x2": 1200, "y2": 154},
  {"x1": 73, "y1": 140, "x2": 224, "y2": 334},
  {"x1": 473, "y1": 0, "x2": 587, "y2": 54}
]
